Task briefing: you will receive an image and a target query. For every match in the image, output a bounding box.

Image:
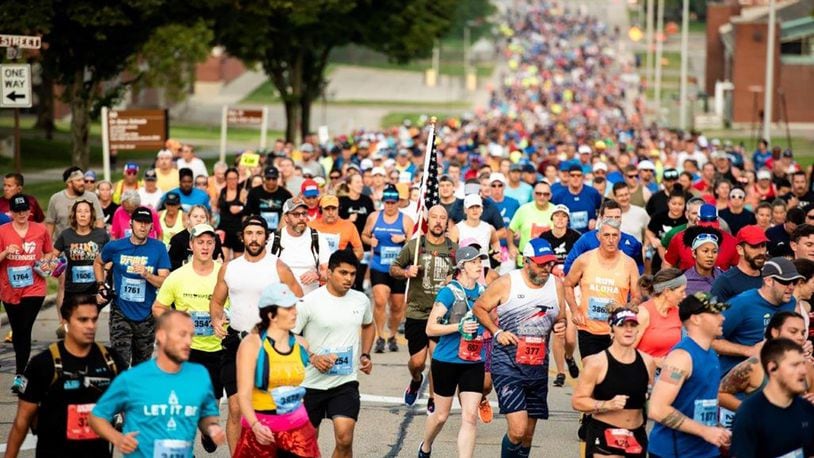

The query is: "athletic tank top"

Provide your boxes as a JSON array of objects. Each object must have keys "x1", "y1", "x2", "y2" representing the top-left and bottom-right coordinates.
[
  {"x1": 370, "y1": 211, "x2": 405, "y2": 273},
  {"x1": 491, "y1": 270, "x2": 559, "y2": 380},
  {"x1": 648, "y1": 336, "x2": 721, "y2": 458},
  {"x1": 224, "y1": 253, "x2": 281, "y2": 332},
  {"x1": 456, "y1": 220, "x2": 493, "y2": 268},
  {"x1": 630, "y1": 185, "x2": 647, "y2": 208},
  {"x1": 593, "y1": 349, "x2": 648, "y2": 410},
  {"x1": 637, "y1": 299, "x2": 682, "y2": 358},
  {"x1": 578, "y1": 250, "x2": 630, "y2": 335},
  {"x1": 159, "y1": 209, "x2": 185, "y2": 247},
  {"x1": 251, "y1": 332, "x2": 308, "y2": 411}
]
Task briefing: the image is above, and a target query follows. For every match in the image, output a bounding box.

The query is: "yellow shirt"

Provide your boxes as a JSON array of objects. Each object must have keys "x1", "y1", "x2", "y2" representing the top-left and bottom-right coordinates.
[
  {"x1": 156, "y1": 168, "x2": 180, "y2": 193},
  {"x1": 155, "y1": 261, "x2": 222, "y2": 352}
]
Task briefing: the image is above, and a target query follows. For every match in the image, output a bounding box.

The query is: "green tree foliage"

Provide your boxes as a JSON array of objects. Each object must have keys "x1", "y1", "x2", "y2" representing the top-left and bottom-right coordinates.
[{"x1": 214, "y1": 0, "x2": 457, "y2": 142}]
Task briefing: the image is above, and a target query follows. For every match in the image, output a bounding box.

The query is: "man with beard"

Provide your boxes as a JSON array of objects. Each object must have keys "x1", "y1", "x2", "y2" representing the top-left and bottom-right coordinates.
[
  {"x1": 711, "y1": 225, "x2": 770, "y2": 302},
  {"x1": 94, "y1": 207, "x2": 170, "y2": 368},
  {"x1": 295, "y1": 250, "x2": 374, "y2": 458},
  {"x1": 1, "y1": 173, "x2": 45, "y2": 222},
  {"x1": 783, "y1": 171, "x2": 814, "y2": 209},
  {"x1": 472, "y1": 238, "x2": 566, "y2": 457},
  {"x1": 90, "y1": 310, "x2": 226, "y2": 457},
  {"x1": 161, "y1": 168, "x2": 210, "y2": 213},
  {"x1": 245, "y1": 165, "x2": 292, "y2": 231},
  {"x1": 390, "y1": 205, "x2": 456, "y2": 410},
  {"x1": 308, "y1": 195, "x2": 363, "y2": 259},
  {"x1": 730, "y1": 338, "x2": 814, "y2": 458},
  {"x1": 268, "y1": 197, "x2": 330, "y2": 295},
  {"x1": 713, "y1": 257, "x2": 804, "y2": 378},
  {"x1": 209, "y1": 215, "x2": 302, "y2": 453}
]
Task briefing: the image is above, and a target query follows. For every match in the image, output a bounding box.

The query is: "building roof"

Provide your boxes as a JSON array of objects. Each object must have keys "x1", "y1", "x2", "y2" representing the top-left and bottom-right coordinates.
[{"x1": 781, "y1": 16, "x2": 814, "y2": 41}]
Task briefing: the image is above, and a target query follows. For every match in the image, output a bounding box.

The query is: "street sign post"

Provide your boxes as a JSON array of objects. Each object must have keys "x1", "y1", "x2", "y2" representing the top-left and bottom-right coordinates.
[
  {"x1": 219, "y1": 105, "x2": 268, "y2": 163},
  {"x1": 0, "y1": 63, "x2": 32, "y2": 108},
  {"x1": 0, "y1": 34, "x2": 41, "y2": 49}
]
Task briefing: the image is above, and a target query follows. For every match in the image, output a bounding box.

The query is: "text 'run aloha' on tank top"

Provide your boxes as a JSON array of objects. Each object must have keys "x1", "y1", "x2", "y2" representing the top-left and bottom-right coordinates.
[{"x1": 578, "y1": 250, "x2": 629, "y2": 335}]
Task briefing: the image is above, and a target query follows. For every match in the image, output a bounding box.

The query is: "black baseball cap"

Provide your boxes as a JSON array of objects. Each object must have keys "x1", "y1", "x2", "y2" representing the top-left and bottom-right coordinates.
[
  {"x1": 144, "y1": 169, "x2": 157, "y2": 181},
  {"x1": 678, "y1": 292, "x2": 728, "y2": 321},
  {"x1": 164, "y1": 192, "x2": 180, "y2": 206},
  {"x1": 242, "y1": 215, "x2": 268, "y2": 231},
  {"x1": 663, "y1": 168, "x2": 679, "y2": 181},
  {"x1": 264, "y1": 166, "x2": 279, "y2": 179},
  {"x1": 131, "y1": 207, "x2": 153, "y2": 223},
  {"x1": 9, "y1": 194, "x2": 29, "y2": 212}
]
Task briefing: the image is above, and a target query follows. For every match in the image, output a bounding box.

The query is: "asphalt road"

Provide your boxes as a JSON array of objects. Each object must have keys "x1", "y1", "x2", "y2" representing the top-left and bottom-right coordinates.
[{"x1": 0, "y1": 306, "x2": 586, "y2": 457}]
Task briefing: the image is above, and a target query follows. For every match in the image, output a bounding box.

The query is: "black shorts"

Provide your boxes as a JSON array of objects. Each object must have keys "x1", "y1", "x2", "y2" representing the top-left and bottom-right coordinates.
[
  {"x1": 585, "y1": 416, "x2": 647, "y2": 458},
  {"x1": 190, "y1": 348, "x2": 225, "y2": 399},
  {"x1": 404, "y1": 318, "x2": 439, "y2": 356},
  {"x1": 221, "y1": 228, "x2": 244, "y2": 252},
  {"x1": 220, "y1": 330, "x2": 242, "y2": 397},
  {"x1": 430, "y1": 360, "x2": 485, "y2": 397},
  {"x1": 304, "y1": 381, "x2": 361, "y2": 427},
  {"x1": 370, "y1": 269, "x2": 406, "y2": 294},
  {"x1": 578, "y1": 330, "x2": 611, "y2": 360}
]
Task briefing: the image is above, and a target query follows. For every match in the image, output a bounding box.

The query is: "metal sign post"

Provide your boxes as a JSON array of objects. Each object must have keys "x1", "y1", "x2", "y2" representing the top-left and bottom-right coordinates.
[{"x1": 0, "y1": 34, "x2": 39, "y2": 172}]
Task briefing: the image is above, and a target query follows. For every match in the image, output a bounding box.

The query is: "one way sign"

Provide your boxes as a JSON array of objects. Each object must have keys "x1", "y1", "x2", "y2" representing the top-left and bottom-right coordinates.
[{"x1": 0, "y1": 64, "x2": 31, "y2": 108}]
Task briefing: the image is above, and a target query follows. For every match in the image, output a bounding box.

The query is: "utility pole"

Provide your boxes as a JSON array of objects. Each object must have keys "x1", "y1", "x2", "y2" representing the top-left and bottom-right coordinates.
[
  {"x1": 762, "y1": 0, "x2": 776, "y2": 143},
  {"x1": 679, "y1": 0, "x2": 690, "y2": 130},
  {"x1": 654, "y1": 0, "x2": 665, "y2": 120},
  {"x1": 645, "y1": 0, "x2": 654, "y2": 102}
]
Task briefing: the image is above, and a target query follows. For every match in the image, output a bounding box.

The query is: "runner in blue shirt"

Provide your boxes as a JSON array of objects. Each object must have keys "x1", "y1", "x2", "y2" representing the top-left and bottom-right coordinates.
[
  {"x1": 161, "y1": 168, "x2": 211, "y2": 213},
  {"x1": 562, "y1": 200, "x2": 645, "y2": 275},
  {"x1": 90, "y1": 310, "x2": 225, "y2": 457},
  {"x1": 94, "y1": 207, "x2": 170, "y2": 367},
  {"x1": 712, "y1": 257, "x2": 803, "y2": 378},
  {"x1": 552, "y1": 164, "x2": 603, "y2": 233}
]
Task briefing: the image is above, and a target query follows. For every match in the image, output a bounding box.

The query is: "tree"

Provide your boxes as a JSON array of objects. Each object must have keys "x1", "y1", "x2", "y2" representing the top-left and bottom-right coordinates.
[{"x1": 214, "y1": 0, "x2": 457, "y2": 142}]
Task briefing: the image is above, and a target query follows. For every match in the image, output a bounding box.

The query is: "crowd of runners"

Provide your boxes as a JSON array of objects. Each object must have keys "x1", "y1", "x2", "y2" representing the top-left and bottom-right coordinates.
[{"x1": 2, "y1": 1, "x2": 814, "y2": 457}]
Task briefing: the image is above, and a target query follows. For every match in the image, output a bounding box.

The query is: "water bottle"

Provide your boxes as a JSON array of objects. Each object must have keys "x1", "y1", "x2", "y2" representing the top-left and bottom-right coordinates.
[{"x1": 459, "y1": 311, "x2": 477, "y2": 341}]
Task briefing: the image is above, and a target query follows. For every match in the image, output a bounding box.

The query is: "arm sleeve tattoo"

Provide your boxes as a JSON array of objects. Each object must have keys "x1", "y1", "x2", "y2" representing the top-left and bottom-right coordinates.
[{"x1": 661, "y1": 408, "x2": 687, "y2": 430}]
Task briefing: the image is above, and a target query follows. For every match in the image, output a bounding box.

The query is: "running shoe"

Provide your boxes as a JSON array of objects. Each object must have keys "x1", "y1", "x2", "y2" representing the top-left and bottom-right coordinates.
[
  {"x1": 426, "y1": 396, "x2": 435, "y2": 414},
  {"x1": 4, "y1": 331, "x2": 11, "y2": 343},
  {"x1": 374, "y1": 337, "x2": 385, "y2": 354},
  {"x1": 11, "y1": 374, "x2": 25, "y2": 394},
  {"x1": 201, "y1": 432, "x2": 218, "y2": 453},
  {"x1": 566, "y1": 357, "x2": 580, "y2": 379},
  {"x1": 418, "y1": 441, "x2": 431, "y2": 458},
  {"x1": 478, "y1": 398, "x2": 493, "y2": 423},
  {"x1": 404, "y1": 374, "x2": 423, "y2": 406},
  {"x1": 387, "y1": 336, "x2": 398, "y2": 352},
  {"x1": 553, "y1": 373, "x2": 566, "y2": 387}
]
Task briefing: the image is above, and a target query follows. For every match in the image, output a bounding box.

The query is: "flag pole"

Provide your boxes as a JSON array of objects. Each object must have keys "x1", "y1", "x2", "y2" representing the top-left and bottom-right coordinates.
[{"x1": 404, "y1": 116, "x2": 437, "y2": 303}]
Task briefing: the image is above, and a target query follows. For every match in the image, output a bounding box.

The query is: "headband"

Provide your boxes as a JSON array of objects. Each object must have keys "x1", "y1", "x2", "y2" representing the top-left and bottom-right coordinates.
[
  {"x1": 653, "y1": 274, "x2": 687, "y2": 293},
  {"x1": 66, "y1": 170, "x2": 84, "y2": 182},
  {"x1": 692, "y1": 234, "x2": 719, "y2": 251}
]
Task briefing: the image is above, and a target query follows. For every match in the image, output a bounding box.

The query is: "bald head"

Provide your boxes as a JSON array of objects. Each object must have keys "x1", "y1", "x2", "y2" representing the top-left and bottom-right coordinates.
[{"x1": 427, "y1": 205, "x2": 448, "y2": 237}]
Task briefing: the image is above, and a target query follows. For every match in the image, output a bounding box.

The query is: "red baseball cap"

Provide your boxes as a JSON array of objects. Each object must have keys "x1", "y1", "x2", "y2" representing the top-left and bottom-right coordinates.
[{"x1": 736, "y1": 225, "x2": 769, "y2": 245}]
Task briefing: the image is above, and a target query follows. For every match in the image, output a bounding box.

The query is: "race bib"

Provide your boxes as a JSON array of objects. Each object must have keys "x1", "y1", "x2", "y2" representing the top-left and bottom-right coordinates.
[
  {"x1": 361, "y1": 251, "x2": 371, "y2": 265},
  {"x1": 120, "y1": 277, "x2": 146, "y2": 302},
  {"x1": 190, "y1": 311, "x2": 213, "y2": 336},
  {"x1": 571, "y1": 211, "x2": 588, "y2": 230},
  {"x1": 693, "y1": 399, "x2": 718, "y2": 426},
  {"x1": 260, "y1": 211, "x2": 279, "y2": 230},
  {"x1": 380, "y1": 246, "x2": 400, "y2": 266},
  {"x1": 271, "y1": 386, "x2": 306, "y2": 414},
  {"x1": 66, "y1": 403, "x2": 99, "y2": 440},
  {"x1": 603, "y1": 428, "x2": 643, "y2": 454},
  {"x1": 8, "y1": 266, "x2": 33, "y2": 288},
  {"x1": 324, "y1": 233, "x2": 340, "y2": 254},
  {"x1": 71, "y1": 265, "x2": 95, "y2": 284},
  {"x1": 515, "y1": 336, "x2": 546, "y2": 366},
  {"x1": 153, "y1": 439, "x2": 192, "y2": 458},
  {"x1": 458, "y1": 336, "x2": 483, "y2": 362},
  {"x1": 777, "y1": 449, "x2": 804, "y2": 458},
  {"x1": 325, "y1": 346, "x2": 353, "y2": 376},
  {"x1": 719, "y1": 407, "x2": 735, "y2": 430},
  {"x1": 587, "y1": 297, "x2": 611, "y2": 322}
]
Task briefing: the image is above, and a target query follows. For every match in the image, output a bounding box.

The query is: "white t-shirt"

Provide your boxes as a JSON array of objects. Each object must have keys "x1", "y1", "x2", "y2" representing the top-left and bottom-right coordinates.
[
  {"x1": 621, "y1": 204, "x2": 650, "y2": 243},
  {"x1": 268, "y1": 227, "x2": 330, "y2": 295},
  {"x1": 176, "y1": 157, "x2": 209, "y2": 178},
  {"x1": 456, "y1": 219, "x2": 493, "y2": 267},
  {"x1": 294, "y1": 286, "x2": 373, "y2": 390},
  {"x1": 138, "y1": 187, "x2": 164, "y2": 210}
]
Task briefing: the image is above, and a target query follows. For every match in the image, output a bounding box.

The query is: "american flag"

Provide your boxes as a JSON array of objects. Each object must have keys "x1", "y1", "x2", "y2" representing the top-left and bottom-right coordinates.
[{"x1": 412, "y1": 122, "x2": 439, "y2": 234}]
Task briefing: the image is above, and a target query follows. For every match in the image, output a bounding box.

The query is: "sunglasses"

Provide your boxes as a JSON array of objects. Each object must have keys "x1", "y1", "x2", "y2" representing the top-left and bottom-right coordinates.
[
  {"x1": 491, "y1": 183, "x2": 504, "y2": 188},
  {"x1": 535, "y1": 191, "x2": 551, "y2": 197},
  {"x1": 694, "y1": 233, "x2": 719, "y2": 244},
  {"x1": 627, "y1": 174, "x2": 639, "y2": 179},
  {"x1": 330, "y1": 175, "x2": 341, "y2": 179},
  {"x1": 84, "y1": 180, "x2": 95, "y2": 184},
  {"x1": 570, "y1": 173, "x2": 583, "y2": 178},
  {"x1": 730, "y1": 193, "x2": 745, "y2": 200},
  {"x1": 124, "y1": 170, "x2": 138, "y2": 176}
]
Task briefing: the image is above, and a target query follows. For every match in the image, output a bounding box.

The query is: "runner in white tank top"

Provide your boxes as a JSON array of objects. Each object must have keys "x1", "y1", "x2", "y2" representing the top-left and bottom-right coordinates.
[
  {"x1": 473, "y1": 239, "x2": 567, "y2": 457},
  {"x1": 456, "y1": 194, "x2": 500, "y2": 269},
  {"x1": 207, "y1": 215, "x2": 303, "y2": 452}
]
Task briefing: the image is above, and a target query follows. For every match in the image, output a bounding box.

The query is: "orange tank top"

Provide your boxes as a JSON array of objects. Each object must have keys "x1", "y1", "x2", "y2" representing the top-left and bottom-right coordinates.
[
  {"x1": 578, "y1": 250, "x2": 630, "y2": 335},
  {"x1": 636, "y1": 299, "x2": 681, "y2": 358}
]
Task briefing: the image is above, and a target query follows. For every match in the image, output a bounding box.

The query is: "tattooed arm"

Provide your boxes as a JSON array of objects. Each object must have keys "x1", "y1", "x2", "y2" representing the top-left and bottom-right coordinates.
[
  {"x1": 648, "y1": 349, "x2": 732, "y2": 447},
  {"x1": 718, "y1": 357, "x2": 760, "y2": 411}
]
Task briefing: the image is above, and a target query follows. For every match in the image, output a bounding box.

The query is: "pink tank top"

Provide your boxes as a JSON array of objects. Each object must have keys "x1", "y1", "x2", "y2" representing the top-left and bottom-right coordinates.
[{"x1": 637, "y1": 299, "x2": 681, "y2": 358}]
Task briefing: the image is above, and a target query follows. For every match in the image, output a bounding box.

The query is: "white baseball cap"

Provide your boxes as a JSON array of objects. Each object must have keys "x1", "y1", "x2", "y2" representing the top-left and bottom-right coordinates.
[
  {"x1": 757, "y1": 169, "x2": 772, "y2": 181},
  {"x1": 464, "y1": 194, "x2": 483, "y2": 209},
  {"x1": 637, "y1": 160, "x2": 656, "y2": 171},
  {"x1": 578, "y1": 145, "x2": 592, "y2": 154},
  {"x1": 490, "y1": 172, "x2": 507, "y2": 185},
  {"x1": 593, "y1": 162, "x2": 608, "y2": 172},
  {"x1": 371, "y1": 167, "x2": 386, "y2": 176}
]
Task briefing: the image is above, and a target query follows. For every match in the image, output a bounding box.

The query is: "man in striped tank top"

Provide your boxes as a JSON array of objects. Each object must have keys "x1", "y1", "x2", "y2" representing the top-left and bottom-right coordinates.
[{"x1": 473, "y1": 238, "x2": 566, "y2": 457}]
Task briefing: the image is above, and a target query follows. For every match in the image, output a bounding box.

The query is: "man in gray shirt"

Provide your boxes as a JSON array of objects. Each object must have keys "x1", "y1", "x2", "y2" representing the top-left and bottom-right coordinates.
[
  {"x1": 297, "y1": 143, "x2": 325, "y2": 178},
  {"x1": 45, "y1": 166, "x2": 105, "y2": 239}
]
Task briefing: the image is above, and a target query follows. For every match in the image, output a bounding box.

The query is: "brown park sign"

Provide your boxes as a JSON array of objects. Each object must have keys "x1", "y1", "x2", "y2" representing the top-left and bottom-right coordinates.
[
  {"x1": 227, "y1": 108, "x2": 263, "y2": 125},
  {"x1": 107, "y1": 109, "x2": 168, "y2": 150}
]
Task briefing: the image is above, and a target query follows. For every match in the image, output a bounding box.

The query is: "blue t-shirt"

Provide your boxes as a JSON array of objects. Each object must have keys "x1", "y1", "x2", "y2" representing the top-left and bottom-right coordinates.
[
  {"x1": 432, "y1": 282, "x2": 485, "y2": 364},
  {"x1": 0, "y1": 213, "x2": 10, "y2": 225},
  {"x1": 101, "y1": 237, "x2": 171, "y2": 321},
  {"x1": 161, "y1": 187, "x2": 211, "y2": 213},
  {"x1": 505, "y1": 182, "x2": 533, "y2": 205},
  {"x1": 709, "y1": 267, "x2": 763, "y2": 303},
  {"x1": 92, "y1": 360, "x2": 219, "y2": 458},
  {"x1": 718, "y1": 289, "x2": 796, "y2": 377},
  {"x1": 753, "y1": 149, "x2": 772, "y2": 170},
  {"x1": 552, "y1": 186, "x2": 602, "y2": 233},
  {"x1": 562, "y1": 230, "x2": 644, "y2": 275},
  {"x1": 606, "y1": 170, "x2": 624, "y2": 185},
  {"x1": 490, "y1": 196, "x2": 520, "y2": 247}
]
